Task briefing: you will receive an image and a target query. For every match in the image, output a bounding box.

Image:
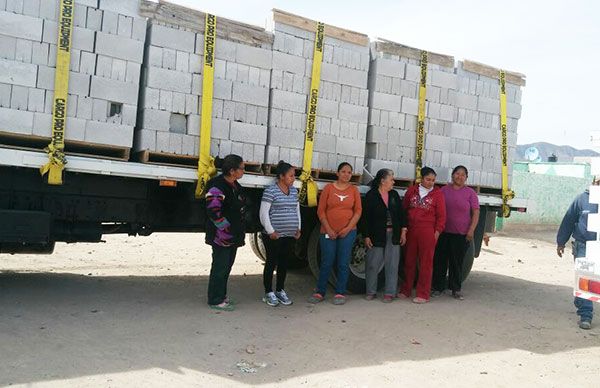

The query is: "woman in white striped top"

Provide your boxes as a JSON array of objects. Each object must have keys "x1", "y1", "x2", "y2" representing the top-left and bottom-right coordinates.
[{"x1": 259, "y1": 161, "x2": 301, "y2": 306}]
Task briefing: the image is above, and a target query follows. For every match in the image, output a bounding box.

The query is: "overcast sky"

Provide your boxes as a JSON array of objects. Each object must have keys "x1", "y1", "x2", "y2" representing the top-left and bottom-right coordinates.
[{"x1": 170, "y1": 0, "x2": 600, "y2": 150}]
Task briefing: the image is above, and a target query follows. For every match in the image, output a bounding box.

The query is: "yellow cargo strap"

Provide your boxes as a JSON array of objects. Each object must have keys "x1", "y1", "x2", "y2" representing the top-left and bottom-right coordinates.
[
  {"x1": 499, "y1": 70, "x2": 515, "y2": 217},
  {"x1": 414, "y1": 50, "x2": 428, "y2": 181},
  {"x1": 195, "y1": 13, "x2": 218, "y2": 199},
  {"x1": 298, "y1": 21, "x2": 325, "y2": 207},
  {"x1": 40, "y1": 0, "x2": 74, "y2": 185}
]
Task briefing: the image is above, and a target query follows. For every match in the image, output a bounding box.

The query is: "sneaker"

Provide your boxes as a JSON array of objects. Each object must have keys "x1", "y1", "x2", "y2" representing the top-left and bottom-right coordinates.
[
  {"x1": 452, "y1": 291, "x2": 464, "y2": 300},
  {"x1": 396, "y1": 292, "x2": 409, "y2": 299},
  {"x1": 431, "y1": 290, "x2": 443, "y2": 298},
  {"x1": 275, "y1": 290, "x2": 293, "y2": 306},
  {"x1": 209, "y1": 301, "x2": 234, "y2": 311},
  {"x1": 333, "y1": 294, "x2": 346, "y2": 305},
  {"x1": 579, "y1": 319, "x2": 592, "y2": 330},
  {"x1": 365, "y1": 294, "x2": 376, "y2": 301},
  {"x1": 382, "y1": 294, "x2": 393, "y2": 303},
  {"x1": 308, "y1": 293, "x2": 324, "y2": 304},
  {"x1": 412, "y1": 297, "x2": 429, "y2": 304},
  {"x1": 263, "y1": 292, "x2": 279, "y2": 306}
]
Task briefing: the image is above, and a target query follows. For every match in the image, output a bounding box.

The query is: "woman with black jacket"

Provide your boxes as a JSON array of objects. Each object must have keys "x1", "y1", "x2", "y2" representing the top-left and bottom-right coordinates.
[{"x1": 364, "y1": 169, "x2": 408, "y2": 302}]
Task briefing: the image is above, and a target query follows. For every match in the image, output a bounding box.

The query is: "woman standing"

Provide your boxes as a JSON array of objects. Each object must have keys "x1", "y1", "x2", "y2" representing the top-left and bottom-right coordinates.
[
  {"x1": 309, "y1": 163, "x2": 362, "y2": 305},
  {"x1": 363, "y1": 169, "x2": 408, "y2": 303},
  {"x1": 205, "y1": 154, "x2": 247, "y2": 311},
  {"x1": 400, "y1": 166, "x2": 446, "y2": 304},
  {"x1": 432, "y1": 165, "x2": 479, "y2": 300},
  {"x1": 259, "y1": 161, "x2": 301, "y2": 307}
]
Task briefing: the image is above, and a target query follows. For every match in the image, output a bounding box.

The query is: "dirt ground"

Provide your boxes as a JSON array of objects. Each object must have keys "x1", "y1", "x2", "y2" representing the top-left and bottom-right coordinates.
[{"x1": 1, "y1": 227, "x2": 599, "y2": 387}]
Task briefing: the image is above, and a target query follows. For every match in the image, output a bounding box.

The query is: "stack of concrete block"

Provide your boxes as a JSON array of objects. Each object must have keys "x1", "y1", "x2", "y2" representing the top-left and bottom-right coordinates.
[
  {"x1": 134, "y1": 2, "x2": 272, "y2": 164},
  {"x1": 366, "y1": 40, "x2": 457, "y2": 183},
  {"x1": 265, "y1": 10, "x2": 370, "y2": 174},
  {"x1": 0, "y1": 0, "x2": 146, "y2": 151},
  {"x1": 365, "y1": 40, "x2": 525, "y2": 188},
  {"x1": 453, "y1": 60, "x2": 523, "y2": 187}
]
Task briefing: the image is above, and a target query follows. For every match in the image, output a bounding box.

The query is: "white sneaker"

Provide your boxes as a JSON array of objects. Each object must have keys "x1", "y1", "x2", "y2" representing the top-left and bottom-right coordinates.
[
  {"x1": 263, "y1": 292, "x2": 279, "y2": 306},
  {"x1": 276, "y1": 290, "x2": 293, "y2": 305}
]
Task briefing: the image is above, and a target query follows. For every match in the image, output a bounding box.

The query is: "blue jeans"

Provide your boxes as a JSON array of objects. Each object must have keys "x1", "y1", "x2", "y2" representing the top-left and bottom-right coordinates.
[
  {"x1": 574, "y1": 240, "x2": 594, "y2": 322},
  {"x1": 316, "y1": 229, "x2": 357, "y2": 296}
]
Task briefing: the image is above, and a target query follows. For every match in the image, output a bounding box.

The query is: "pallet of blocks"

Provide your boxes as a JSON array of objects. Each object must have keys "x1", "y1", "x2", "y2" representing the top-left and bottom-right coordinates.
[
  {"x1": 135, "y1": 0, "x2": 272, "y2": 171},
  {"x1": 365, "y1": 38, "x2": 525, "y2": 188},
  {"x1": 265, "y1": 9, "x2": 370, "y2": 178},
  {"x1": 0, "y1": 0, "x2": 147, "y2": 159}
]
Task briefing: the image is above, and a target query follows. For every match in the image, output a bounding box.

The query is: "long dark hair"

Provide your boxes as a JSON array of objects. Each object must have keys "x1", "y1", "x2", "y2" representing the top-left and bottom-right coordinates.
[
  {"x1": 221, "y1": 154, "x2": 243, "y2": 177},
  {"x1": 371, "y1": 168, "x2": 393, "y2": 189},
  {"x1": 275, "y1": 160, "x2": 294, "y2": 179}
]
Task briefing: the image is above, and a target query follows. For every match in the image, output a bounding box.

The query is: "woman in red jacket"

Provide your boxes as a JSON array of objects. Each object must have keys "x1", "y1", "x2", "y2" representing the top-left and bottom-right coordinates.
[{"x1": 400, "y1": 166, "x2": 446, "y2": 303}]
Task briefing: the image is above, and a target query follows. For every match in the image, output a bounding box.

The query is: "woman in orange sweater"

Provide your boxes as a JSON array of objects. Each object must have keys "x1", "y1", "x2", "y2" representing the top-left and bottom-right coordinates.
[{"x1": 308, "y1": 163, "x2": 362, "y2": 305}]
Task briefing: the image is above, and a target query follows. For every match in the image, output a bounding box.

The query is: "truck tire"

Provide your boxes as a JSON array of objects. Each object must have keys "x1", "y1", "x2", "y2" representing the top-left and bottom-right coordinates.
[
  {"x1": 249, "y1": 232, "x2": 266, "y2": 262},
  {"x1": 249, "y1": 232, "x2": 307, "y2": 269},
  {"x1": 461, "y1": 241, "x2": 475, "y2": 282},
  {"x1": 307, "y1": 225, "x2": 383, "y2": 294}
]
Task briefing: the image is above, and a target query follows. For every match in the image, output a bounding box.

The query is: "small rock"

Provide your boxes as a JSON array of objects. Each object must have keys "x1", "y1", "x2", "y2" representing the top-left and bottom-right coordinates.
[
  {"x1": 480, "y1": 371, "x2": 488, "y2": 375},
  {"x1": 410, "y1": 339, "x2": 421, "y2": 345},
  {"x1": 90, "y1": 309, "x2": 98, "y2": 313},
  {"x1": 246, "y1": 345, "x2": 255, "y2": 354}
]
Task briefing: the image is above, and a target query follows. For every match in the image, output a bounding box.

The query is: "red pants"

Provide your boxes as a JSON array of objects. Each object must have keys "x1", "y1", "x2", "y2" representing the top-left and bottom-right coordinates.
[{"x1": 401, "y1": 227, "x2": 436, "y2": 300}]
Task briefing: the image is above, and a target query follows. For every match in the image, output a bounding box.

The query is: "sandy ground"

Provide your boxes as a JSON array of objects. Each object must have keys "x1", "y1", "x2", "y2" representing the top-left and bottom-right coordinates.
[{"x1": 1, "y1": 228, "x2": 599, "y2": 387}]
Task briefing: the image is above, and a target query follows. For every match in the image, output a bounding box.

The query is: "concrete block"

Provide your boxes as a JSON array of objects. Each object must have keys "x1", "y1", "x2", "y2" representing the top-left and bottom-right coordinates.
[
  {"x1": 111, "y1": 59, "x2": 127, "y2": 81},
  {"x1": 366, "y1": 125, "x2": 388, "y2": 143},
  {"x1": 399, "y1": 80, "x2": 418, "y2": 99},
  {"x1": 507, "y1": 102, "x2": 522, "y2": 119},
  {"x1": 140, "y1": 109, "x2": 171, "y2": 132},
  {"x1": 175, "y1": 50, "x2": 189, "y2": 73},
  {"x1": 455, "y1": 92, "x2": 478, "y2": 110},
  {"x1": 477, "y1": 96, "x2": 500, "y2": 115},
  {"x1": 338, "y1": 67, "x2": 368, "y2": 88},
  {"x1": 371, "y1": 92, "x2": 401, "y2": 112},
  {"x1": 0, "y1": 10, "x2": 43, "y2": 41},
  {"x1": 320, "y1": 62, "x2": 339, "y2": 83},
  {"x1": 271, "y1": 89, "x2": 306, "y2": 114},
  {"x1": 158, "y1": 90, "x2": 172, "y2": 111},
  {"x1": 125, "y1": 62, "x2": 141, "y2": 84},
  {"x1": 272, "y1": 51, "x2": 305, "y2": 75},
  {"x1": 316, "y1": 98, "x2": 339, "y2": 119},
  {"x1": 404, "y1": 63, "x2": 420, "y2": 82},
  {"x1": 336, "y1": 137, "x2": 366, "y2": 157},
  {"x1": 231, "y1": 82, "x2": 269, "y2": 107},
  {"x1": 439, "y1": 104, "x2": 455, "y2": 122},
  {"x1": 37, "y1": 66, "x2": 91, "y2": 96},
  {"x1": 339, "y1": 102, "x2": 368, "y2": 124},
  {"x1": 90, "y1": 76, "x2": 138, "y2": 105},
  {"x1": 149, "y1": 23, "x2": 195, "y2": 52},
  {"x1": 43, "y1": 22, "x2": 95, "y2": 52},
  {"x1": 236, "y1": 43, "x2": 272, "y2": 70},
  {"x1": 0, "y1": 106, "x2": 33, "y2": 134},
  {"x1": 430, "y1": 70, "x2": 457, "y2": 90},
  {"x1": 14, "y1": 38, "x2": 32, "y2": 63},
  {"x1": 76, "y1": 96, "x2": 92, "y2": 120},
  {"x1": 230, "y1": 121, "x2": 267, "y2": 145},
  {"x1": 268, "y1": 126, "x2": 304, "y2": 149},
  {"x1": 131, "y1": 17, "x2": 146, "y2": 41},
  {"x1": 98, "y1": 0, "x2": 140, "y2": 18},
  {"x1": 85, "y1": 120, "x2": 134, "y2": 147},
  {"x1": 92, "y1": 98, "x2": 107, "y2": 121},
  {"x1": 118, "y1": 14, "x2": 133, "y2": 38},
  {"x1": 474, "y1": 126, "x2": 500, "y2": 144},
  {"x1": 0, "y1": 35, "x2": 16, "y2": 60},
  {"x1": 373, "y1": 58, "x2": 405, "y2": 78},
  {"x1": 32, "y1": 112, "x2": 51, "y2": 137},
  {"x1": 39, "y1": 0, "x2": 58, "y2": 20},
  {"x1": 78, "y1": 51, "x2": 96, "y2": 75},
  {"x1": 0, "y1": 57, "x2": 37, "y2": 88},
  {"x1": 27, "y1": 87, "x2": 45, "y2": 112},
  {"x1": 400, "y1": 97, "x2": 418, "y2": 115},
  {"x1": 147, "y1": 45, "x2": 162, "y2": 68},
  {"x1": 10, "y1": 85, "x2": 28, "y2": 110},
  {"x1": 170, "y1": 92, "x2": 185, "y2": 115},
  {"x1": 96, "y1": 32, "x2": 144, "y2": 63},
  {"x1": 86, "y1": 7, "x2": 103, "y2": 31},
  {"x1": 22, "y1": 0, "x2": 40, "y2": 17},
  {"x1": 146, "y1": 66, "x2": 192, "y2": 94}
]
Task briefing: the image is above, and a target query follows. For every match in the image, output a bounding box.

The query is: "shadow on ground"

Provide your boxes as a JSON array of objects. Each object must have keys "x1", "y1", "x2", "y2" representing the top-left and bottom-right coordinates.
[{"x1": 0, "y1": 269, "x2": 597, "y2": 385}]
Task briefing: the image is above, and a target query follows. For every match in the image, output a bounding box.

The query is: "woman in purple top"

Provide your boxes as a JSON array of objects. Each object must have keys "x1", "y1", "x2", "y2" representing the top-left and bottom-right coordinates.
[{"x1": 431, "y1": 165, "x2": 480, "y2": 300}]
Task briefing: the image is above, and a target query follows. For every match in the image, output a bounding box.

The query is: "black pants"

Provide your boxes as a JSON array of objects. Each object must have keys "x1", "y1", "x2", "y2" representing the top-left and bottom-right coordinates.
[
  {"x1": 261, "y1": 234, "x2": 294, "y2": 293},
  {"x1": 207, "y1": 245, "x2": 238, "y2": 305},
  {"x1": 432, "y1": 233, "x2": 469, "y2": 292}
]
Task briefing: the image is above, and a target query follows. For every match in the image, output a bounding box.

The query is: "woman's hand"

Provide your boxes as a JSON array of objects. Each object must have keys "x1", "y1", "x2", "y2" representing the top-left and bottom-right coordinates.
[
  {"x1": 434, "y1": 231, "x2": 440, "y2": 241},
  {"x1": 294, "y1": 230, "x2": 301, "y2": 240},
  {"x1": 338, "y1": 226, "x2": 352, "y2": 238},
  {"x1": 364, "y1": 237, "x2": 373, "y2": 249},
  {"x1": 466, "y1": 229, "x2": 475, "y2": 242},
  {"x1": 400, "y1": 229, "x2": 407, "y2": 246},
  {"x1": 325, "y1": 227, "x2": 337, "y2": 240},
  {"x1": 269, "y1": 232, "x2": 279, "y2": 240}
]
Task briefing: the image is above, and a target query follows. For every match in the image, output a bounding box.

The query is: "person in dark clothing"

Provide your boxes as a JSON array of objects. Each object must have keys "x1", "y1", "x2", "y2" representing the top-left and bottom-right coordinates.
[
  {"x1": 557, "y1": 186, "x2": 598, "y2": 329},
  {"x1": 205, "y1": 154, "x2": 247, "y2": 311},
  {"x1": 363, "y1": 168, "x2": 408, "y2": 302}
]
